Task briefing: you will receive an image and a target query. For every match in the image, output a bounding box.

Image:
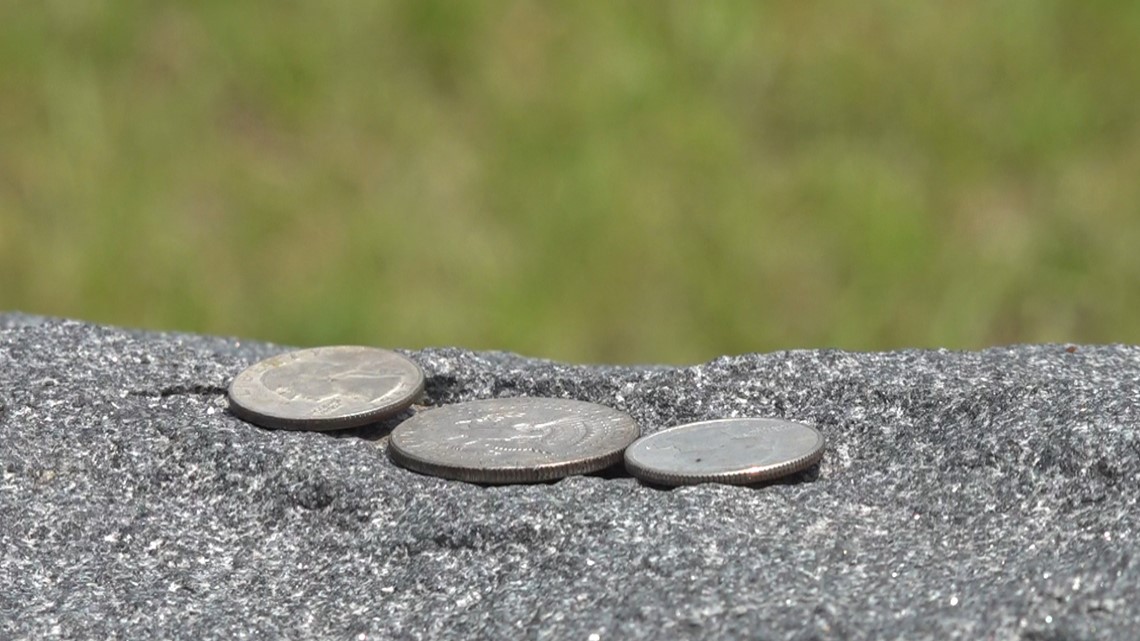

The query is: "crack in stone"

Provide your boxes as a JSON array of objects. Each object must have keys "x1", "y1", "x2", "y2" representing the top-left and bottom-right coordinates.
[
  {"x1": 130, "y1": 384, "x2": 228, "y2": 399},
  {"x1": 397, "y1": 522, "x2": 550, "y2": 558}
]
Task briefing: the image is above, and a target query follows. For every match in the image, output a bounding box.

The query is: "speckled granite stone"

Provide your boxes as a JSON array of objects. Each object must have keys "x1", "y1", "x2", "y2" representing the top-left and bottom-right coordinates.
[{"x1": 1, "y1": 315, "x2": 1138, "y2": 640}]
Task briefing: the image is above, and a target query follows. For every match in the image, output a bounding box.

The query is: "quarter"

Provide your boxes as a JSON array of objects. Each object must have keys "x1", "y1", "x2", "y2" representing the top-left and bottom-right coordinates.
[
  {"x1": 624, "y1": 418, "x2": 824, "y2": 486},
  {"x1": 227, "y1": 346, "x2": 425, "y2": 430},
  {"x1": 388, "y1": 397, "x2": 641, "y2": 484}
]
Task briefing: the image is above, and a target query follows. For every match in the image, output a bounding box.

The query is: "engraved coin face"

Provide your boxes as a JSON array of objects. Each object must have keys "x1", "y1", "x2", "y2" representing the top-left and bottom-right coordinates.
[
  {"x1": 228, "y1": 346, "x2": 424, "y2": 430},
  {"x1": 624, "y1": 418, "x2": 824, "y2": 486},
  {"x1": 388, "y1": 397, "x2": 641, "y2": 484}
]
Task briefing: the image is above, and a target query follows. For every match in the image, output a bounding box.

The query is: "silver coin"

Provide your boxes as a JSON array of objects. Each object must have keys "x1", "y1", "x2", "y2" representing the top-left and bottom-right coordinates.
[
  {"x1": 624, "y1": 418, "x2": 824, "y2": 486},
  {"x1": 388, "y1": 397, "x2": 641, "y2": 484},
  {"x1": 228, "y1": 346, "x2": 425, "y2": 430}
]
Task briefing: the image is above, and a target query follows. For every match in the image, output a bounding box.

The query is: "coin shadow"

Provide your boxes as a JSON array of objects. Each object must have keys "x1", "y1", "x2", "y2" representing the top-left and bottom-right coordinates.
[
  {"x1": 316, "y1": 408, "x2": 416, "y2": 442},
  {"x1": 583, "y1": 461, "x2": 634, "y2": 482}
]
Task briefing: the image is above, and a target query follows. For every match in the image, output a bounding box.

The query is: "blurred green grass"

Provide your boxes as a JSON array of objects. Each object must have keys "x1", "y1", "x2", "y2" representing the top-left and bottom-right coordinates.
[{"x1": 2, "y1": 1, "x2": 1139, "y2": 363}]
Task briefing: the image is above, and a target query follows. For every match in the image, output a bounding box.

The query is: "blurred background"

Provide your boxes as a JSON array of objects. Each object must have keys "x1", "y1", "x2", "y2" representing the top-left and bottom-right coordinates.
[{"x1": 2, "y1": 1, "x2": 1139, "y2": 364}]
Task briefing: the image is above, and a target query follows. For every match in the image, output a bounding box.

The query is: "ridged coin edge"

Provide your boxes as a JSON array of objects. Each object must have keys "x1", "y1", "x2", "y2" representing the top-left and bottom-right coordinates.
[{"x1": 388, "y1": 440, "x2": 627, "y2": 484}]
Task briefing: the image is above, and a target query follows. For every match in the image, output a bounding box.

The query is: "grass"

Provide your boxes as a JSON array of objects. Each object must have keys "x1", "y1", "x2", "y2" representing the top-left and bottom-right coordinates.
[{"x1": 2, "y1": 1, "x2": 1140, "y2": 363}]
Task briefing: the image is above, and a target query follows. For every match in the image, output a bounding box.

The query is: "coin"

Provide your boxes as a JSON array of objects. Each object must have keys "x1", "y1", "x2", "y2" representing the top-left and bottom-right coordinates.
[
  {"x1": 624, "y1": 418, "x2": 824, "y2": 486},
  {"x1": 388, "y1": 397, "x2": 641, "y2": 484},
  {"x1": 227, "y1": 346, "x2": 425, "y2": 430}
]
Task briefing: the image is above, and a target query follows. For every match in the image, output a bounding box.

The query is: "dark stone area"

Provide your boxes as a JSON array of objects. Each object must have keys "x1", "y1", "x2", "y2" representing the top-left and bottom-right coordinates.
[{"x1": 1, "y1": 315, "x2": 1138, "y2": 639}]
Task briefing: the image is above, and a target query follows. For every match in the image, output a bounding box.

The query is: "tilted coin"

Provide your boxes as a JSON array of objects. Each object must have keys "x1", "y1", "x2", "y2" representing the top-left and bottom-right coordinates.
[
  {"x1": 228, "y1": 346, "x2": 424, "y2": 430},
  {"x1": 388, "y1": 397, "x2": 641, "y2": 484},
  {"x1": 624, "y1": 418, "x2": 824, "y2": 486}
]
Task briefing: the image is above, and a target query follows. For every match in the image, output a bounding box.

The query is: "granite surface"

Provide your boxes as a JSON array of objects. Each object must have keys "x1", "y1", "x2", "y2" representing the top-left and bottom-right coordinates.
[{"x1": 1, "y1": 315, "x2": 1138, "y2": 640}]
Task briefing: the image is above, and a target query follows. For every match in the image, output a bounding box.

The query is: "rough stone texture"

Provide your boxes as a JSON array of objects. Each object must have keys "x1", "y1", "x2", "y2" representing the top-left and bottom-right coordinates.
[{"x1": 2, "y1": 315, "x2": 1138, "y2": 640}]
